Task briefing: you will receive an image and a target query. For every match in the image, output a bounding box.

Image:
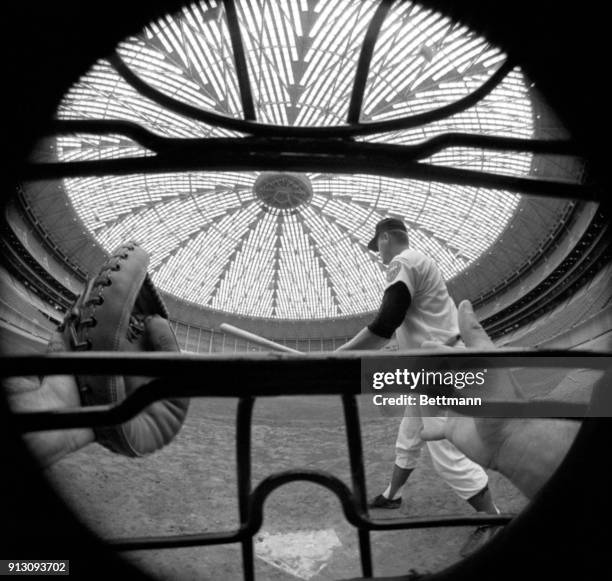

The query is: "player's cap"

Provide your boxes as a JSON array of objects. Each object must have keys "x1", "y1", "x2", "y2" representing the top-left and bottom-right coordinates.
[{"x1": 367, "y1": 218, "x2": 407, "y2": 251}]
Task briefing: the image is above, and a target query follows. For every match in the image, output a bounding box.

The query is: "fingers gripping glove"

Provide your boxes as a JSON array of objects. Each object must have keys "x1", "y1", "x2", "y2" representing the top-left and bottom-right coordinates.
[{"x1": 58, "y1": 241, "x2": 189, "y2": 457}]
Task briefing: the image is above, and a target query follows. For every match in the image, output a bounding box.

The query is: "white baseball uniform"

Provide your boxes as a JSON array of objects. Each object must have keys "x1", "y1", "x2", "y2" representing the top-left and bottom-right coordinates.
[{"x1": 387, "y1": 248, "x2": 488, "y2": 500}]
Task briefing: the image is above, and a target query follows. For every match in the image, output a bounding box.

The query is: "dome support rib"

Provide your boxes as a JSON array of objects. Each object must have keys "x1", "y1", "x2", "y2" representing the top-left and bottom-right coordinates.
[
  {"x1": 295, "y1": 213, "x2": 342, "y2": 314},
  {"x1": 206, "y1": 208, "x2": 266, "y2": 306}
]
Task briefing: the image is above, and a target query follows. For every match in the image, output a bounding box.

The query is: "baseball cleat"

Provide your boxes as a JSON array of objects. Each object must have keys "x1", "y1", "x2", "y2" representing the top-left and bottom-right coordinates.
[
  {"x1": 368, "y1": 494, "x2": 402, "y2": 509},
  {"x1": 459, "y1": 524, "x2": 503, "y2": 557}
]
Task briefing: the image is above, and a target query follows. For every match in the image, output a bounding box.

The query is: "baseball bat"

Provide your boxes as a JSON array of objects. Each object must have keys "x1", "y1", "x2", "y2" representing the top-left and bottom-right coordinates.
[{"x1": 219, "y1": 323, "x2": 302, "y2": 354}]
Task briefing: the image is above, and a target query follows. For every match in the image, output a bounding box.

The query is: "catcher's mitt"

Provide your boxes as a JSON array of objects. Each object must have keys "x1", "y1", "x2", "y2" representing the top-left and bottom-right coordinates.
[{"x1": 59, "y1": 241, "x2": 189, "y2": 457}]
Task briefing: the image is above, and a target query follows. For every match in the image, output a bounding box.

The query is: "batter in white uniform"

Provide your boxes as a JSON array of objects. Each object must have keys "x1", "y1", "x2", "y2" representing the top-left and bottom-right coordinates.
[{"x1": 337, "y1": 217, "x2": 501, "y2": 557}]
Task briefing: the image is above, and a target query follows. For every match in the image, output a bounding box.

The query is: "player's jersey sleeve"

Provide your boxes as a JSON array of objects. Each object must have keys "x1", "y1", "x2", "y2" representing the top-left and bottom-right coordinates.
[
  {"x1": 367, "y1": 281, "x2": 412, "y2": 338},
  {"x1": 384, "y1": 257, "x2": 418, "y2": 296}
]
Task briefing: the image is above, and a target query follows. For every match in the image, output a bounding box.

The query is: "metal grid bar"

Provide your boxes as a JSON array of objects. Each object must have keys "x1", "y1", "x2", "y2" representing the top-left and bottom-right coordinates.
[
  {"x1": 5, "y1": 354, "x2": 610, "y2": 578},
  {"x1": 43, "y1": 120, "x2": 580, "y2": 158},
  {"x1": 14, "y1": 352, "x2": 591, "y2": 578},
  {"x1": 223, "y1": 0, "x2": 256, "y2": 121},
  {"x1": 237, "y1": 397, "x2": 255, "y2": 581},
  {"x1": 347, "y1": 0, "x2": 394, "y2": 124},
  {"x1": 107, "y1": 52, "x2": 515, "y2": 138},
  {"x1": 32, "y1": 119, "x2": 590, "y2": 198},
  {"x1": 342, "y1": 394, "x2": 373, "y2": 577},
  {"x1": 22, "y1": 150, "x2": 594, "y2": 200}
]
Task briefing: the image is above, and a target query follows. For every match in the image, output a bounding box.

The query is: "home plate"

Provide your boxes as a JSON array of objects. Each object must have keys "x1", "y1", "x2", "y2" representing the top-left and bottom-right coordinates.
[{"x1": 254, "y1": 529, "x2": 342, "y2": 579}]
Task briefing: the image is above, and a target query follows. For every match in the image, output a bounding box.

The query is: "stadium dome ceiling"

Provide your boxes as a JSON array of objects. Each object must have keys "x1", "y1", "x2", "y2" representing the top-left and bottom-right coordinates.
[{"x1": 52, "y1": 0, "x2": 536, "y2": 320}]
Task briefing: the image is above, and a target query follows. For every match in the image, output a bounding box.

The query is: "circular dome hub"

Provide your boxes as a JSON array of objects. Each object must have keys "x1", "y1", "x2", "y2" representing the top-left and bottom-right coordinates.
[{"x1": 254, "y1": 173, "x2": 313, "y2": 210}]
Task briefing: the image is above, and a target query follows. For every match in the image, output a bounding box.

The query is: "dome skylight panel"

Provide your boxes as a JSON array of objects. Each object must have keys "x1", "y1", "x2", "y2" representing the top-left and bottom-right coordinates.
[{"x1": 54, "y1": 0, "x2": 534, "y2": 319}]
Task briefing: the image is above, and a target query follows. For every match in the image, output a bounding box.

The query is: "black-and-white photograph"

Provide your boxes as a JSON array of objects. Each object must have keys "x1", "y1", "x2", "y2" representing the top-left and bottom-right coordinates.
[{"x1": 2, "y1": 1, "x2": 611, "y2": 580}]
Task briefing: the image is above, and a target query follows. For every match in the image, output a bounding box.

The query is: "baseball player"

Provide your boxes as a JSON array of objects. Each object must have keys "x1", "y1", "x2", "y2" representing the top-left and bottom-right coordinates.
[{"x1": 337, "y1": 218, "x2": 501, "y2": 557}]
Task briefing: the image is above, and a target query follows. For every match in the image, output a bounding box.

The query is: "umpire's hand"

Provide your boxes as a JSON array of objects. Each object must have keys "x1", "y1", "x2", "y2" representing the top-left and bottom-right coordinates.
[
  {"x1": 419, "y1": 300, "x2": 517, "y2": 471},
  {"x1": 419, "y1": 300, "x2": 582, "y2": 498}
]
